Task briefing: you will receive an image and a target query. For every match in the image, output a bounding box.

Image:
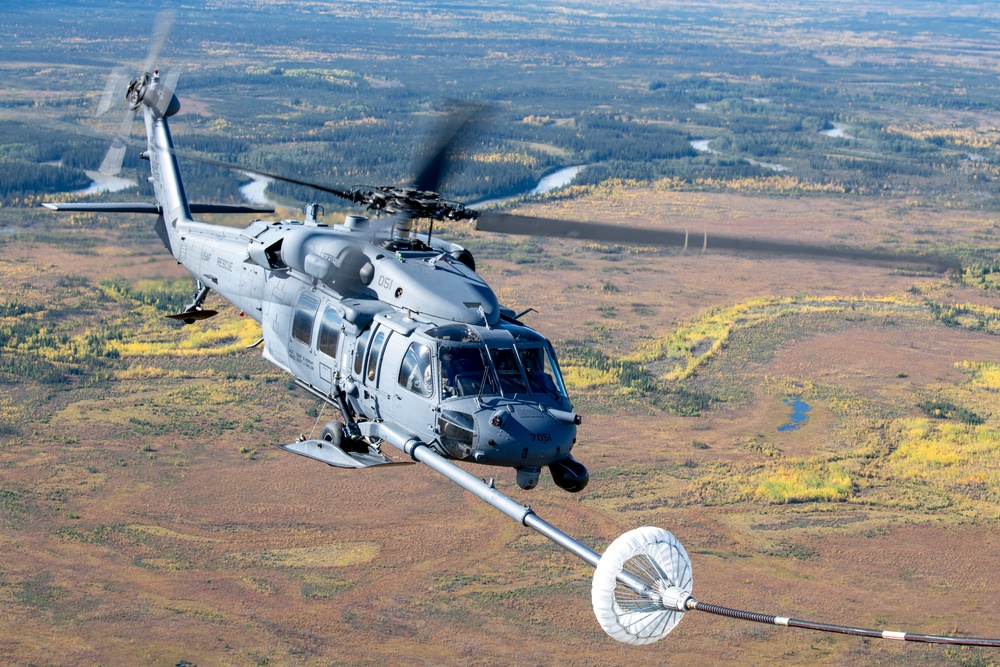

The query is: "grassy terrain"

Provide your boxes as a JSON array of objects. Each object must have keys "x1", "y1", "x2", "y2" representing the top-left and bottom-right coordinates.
[
  {"x1": 1, "y1": 188, "x2": 998, "y2": 665},
  {"x1": 1, "y1": 1, "x2": 1000, "y2": 666}
]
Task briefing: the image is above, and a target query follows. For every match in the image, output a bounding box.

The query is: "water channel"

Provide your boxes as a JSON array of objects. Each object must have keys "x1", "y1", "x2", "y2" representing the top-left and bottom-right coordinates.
[
  {"x1": 239, "y1": 172, "x2": 277, "y2": 206},
  {"x1": 45, "y1": 160, "x2": 137, "y2": 196},
  {"x1": 74, "y1": 171, "x2": 137, "y2": 195},
  {"x1": 690, "y1": 139, "x2": 786, "y2": 171},
  {"x1": 689, "y1": 139, "x2": 715, "y2": 154},
  {"x1": 469, "y1": 164, "x2": 587, "y2": 209}
]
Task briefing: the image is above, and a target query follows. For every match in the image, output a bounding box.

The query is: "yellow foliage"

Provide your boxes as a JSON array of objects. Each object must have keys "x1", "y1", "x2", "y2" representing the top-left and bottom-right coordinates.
[
  {"x1": 562, "y1": 365, "x2": 619, "y2": 389},
  {"x1": 116, "y1": 365, "x2": 171, "y2": 380},
  {"x1": 630, "y1": 294, "x2": 928, "y2": 382},
  {"x1": 886, "y1": 123, "x2": 1000, "y2": 150},
  {"x1": 891, "y1": 418, "x2": 1000, "y2": 484},
  {"x1": 466, "y1": 151, "x2": 539, "y2": 168},
  {"x1": 692, "y1": 175, "x2": 847, "y2": 194},
  {"x1": 126, "y1": 524, "x2": 221, "y2": 543},
  {"x1": 961, "y1": 361, "x2": 1000, "y2": 391},
  {"x1": 228, "y1": 542, "x2": 379, "y2": 568},
  {"x1": 0, "y1": 390, "x2": 23, "y2": 431},
  {"x1": 754, "y1": 465, "x2": 853, "y2": 503},
  {"x1": 114, "y1": 317, "x2": 262, "y2": 358}
]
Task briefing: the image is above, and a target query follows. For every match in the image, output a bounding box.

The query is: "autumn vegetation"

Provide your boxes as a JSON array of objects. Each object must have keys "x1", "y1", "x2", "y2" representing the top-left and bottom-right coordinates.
[{"x1": 0, "y1": 1, "x2": 999, "y2": 666}]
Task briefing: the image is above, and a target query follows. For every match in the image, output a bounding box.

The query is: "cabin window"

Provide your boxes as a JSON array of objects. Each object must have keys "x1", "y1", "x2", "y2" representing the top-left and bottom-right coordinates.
[
  {"x1": 292, "y1": 292, "x2": 320, "y2": 346},
  {"x1": 366, "y1": 329, "x2": 388, "y2": 383},
  {"x1": 398, "y1": 342, "x2": 433, "y2": 397},
  {"x1": 317, "y1": 306, "x2": 343, "y2": 359},
  {"x1": 353, "y1": 327, "x2": 371, "y2": 376}
]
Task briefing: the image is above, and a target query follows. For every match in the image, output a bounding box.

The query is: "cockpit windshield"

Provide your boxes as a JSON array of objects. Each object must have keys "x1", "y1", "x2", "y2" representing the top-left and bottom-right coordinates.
[
  {"x1": 517, "y1": 345, "x2": 567, "y2": 397},
  {"x1": 439, "y1": 345, "x2": 499, "y2": 399},
  {"x1": 430, "y1": 323, "x2": 568, "y2": 401},
  {"x1": 489, "y1": 347, "x2": 528, "y2": 395}
]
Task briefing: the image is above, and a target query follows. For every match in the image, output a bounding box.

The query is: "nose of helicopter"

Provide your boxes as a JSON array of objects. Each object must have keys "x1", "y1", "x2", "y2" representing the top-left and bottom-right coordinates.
[{"x1": 473, "y1": 403, "x2": 576, "y2": 467}]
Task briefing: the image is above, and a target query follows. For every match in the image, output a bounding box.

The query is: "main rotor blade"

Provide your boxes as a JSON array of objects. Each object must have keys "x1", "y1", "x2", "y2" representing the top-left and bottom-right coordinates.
[
  {"x1": 412, "y1": 103, "x2": 483, "y2": 193},
  {"x1": 184, "y1": 155, "x2": 356, "y2": 201},
  {"x1": 162, "y1": 67, "x2": 181, "y2": 94},
  {"x1": 475, "y1": 211, "x2": 960, "y2": 271}
]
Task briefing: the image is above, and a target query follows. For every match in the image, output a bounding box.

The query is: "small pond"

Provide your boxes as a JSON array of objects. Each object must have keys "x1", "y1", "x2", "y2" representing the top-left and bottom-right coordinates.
[{"x1": 777, "y1": 397, "x2": 811, "y2": 432}]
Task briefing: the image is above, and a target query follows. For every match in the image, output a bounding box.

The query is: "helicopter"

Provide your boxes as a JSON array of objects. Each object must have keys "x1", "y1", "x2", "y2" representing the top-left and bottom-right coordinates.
[{"x1": 39, "y1": 25, "x2": 997, "y2": 648}]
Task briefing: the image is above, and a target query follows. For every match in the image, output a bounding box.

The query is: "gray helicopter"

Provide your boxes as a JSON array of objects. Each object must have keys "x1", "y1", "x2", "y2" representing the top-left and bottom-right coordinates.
[
  {"x1": 53, "y1": 74, "x2": 590, "y2": 494},
  {"x1": 43, "y1": 39, "x2": 993, "y2": 647}
]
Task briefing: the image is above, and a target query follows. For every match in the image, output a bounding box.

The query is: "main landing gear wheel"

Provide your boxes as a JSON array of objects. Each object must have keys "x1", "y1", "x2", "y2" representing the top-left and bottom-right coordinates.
[{"x1": 591, "y1": 527, "x2": 693, "y2": 645}]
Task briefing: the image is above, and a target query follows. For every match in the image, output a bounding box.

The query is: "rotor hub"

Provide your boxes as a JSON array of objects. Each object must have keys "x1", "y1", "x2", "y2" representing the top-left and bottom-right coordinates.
[
  {"x1": 125, "y1": 73, "x2": 149, "y2": 110},
  {"x1": 347, "y1": 185, "x2": 478, "y2": 222}
]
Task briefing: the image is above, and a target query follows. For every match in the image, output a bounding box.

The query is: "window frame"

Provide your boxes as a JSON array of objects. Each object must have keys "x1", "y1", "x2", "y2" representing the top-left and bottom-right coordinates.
[
  {"x1": 291, "y1": 291, "x2": 320, "y2": 346},
  {"x1": 398, "y1": 341, "x2": 434, "y2": 398},
  {"x1": 317, "y1": 305, "x2": 343, "y2": 360},
  {"x1": 365, "y1": 328, "x2": 389, "y2": 385}
]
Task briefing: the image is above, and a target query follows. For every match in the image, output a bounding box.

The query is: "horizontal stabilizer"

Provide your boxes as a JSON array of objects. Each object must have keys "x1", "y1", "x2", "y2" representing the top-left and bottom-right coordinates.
[
  {"x1": 280, "y1": 438, "x2": 411, "y2": 469},
  {"x1": 42, "y1": 202, "x2": 159, "y2": 213},
  {"x1": 165, "y1": 308, "x2": 218, "y2": 323},
  {"x1": 191, "y1": 204, "x2": 276, "y2": 214},
  {"x1": 41, "y1": 202, "x2": 275, "y2": 214}
]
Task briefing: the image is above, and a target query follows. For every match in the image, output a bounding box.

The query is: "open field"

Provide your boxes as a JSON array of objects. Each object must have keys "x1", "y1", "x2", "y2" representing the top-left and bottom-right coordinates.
[
  {"x1": 1, "y1": 0, "x2": 1000, "y2": 665},
  {"x1": 0, "y1": 184, "x2": 998, "y2": 665}
]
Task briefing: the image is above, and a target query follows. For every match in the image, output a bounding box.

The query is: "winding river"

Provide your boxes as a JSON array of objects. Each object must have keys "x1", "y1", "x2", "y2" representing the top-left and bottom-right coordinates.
[
  {"x1": 45, "y1": 161, "x2": 136, "y2": 195},
  {"x1": 470, "y1": 164, "x2": 587, "y2": 209},
  {"x1": 74, "y1": 171, "x2": 136, "y2": 195},
  {"x1": 239, "y1": 172, "x2": 277, "y2": 206}
]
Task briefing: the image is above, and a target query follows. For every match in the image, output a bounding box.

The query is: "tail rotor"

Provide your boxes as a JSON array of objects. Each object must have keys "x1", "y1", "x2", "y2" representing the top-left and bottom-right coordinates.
[{"x1": 95, "y1": 10, "x2": 178, "y2": 176}]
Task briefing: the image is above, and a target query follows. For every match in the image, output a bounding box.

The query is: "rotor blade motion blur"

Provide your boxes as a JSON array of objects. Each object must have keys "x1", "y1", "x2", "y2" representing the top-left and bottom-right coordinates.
[
  {"x1": 412, "y1": 103, "x2": 484, "y2": 194},
  {"x1": 94, "y1": 10, "x2": 178, "y2": 175},
  {"x1": 475, "y1": 211, "x2": 959, "y2": 271},
  {"x1": 98, "y1": 107, "x2": 136, "y2": 175},
  {"x1": 142, "y1": 10, "x2": 177, "y2": 75},
  {"x1": 96, "y1": 68, "x2": 128, "y2": 116}
]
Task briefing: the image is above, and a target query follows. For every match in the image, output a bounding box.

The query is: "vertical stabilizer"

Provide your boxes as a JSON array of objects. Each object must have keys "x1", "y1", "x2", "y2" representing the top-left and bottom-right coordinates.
[{"x1": 143, "y1": 101, "x2": 191, "y2": 257}]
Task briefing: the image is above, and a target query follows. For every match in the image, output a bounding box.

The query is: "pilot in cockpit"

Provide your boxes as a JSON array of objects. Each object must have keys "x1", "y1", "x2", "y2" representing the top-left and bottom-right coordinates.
[
  {"x1": 440, "y1": 346, "x2": 487, "y2": 399},
  {"x1": 440, "y1": 347, "x2": 459, "y2": 399}
]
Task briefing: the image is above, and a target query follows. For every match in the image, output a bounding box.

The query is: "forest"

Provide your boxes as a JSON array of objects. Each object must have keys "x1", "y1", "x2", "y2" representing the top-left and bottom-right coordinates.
[
  {"x1": 2, "y1": 3, "x2": 1000, "y2": 666},
  {"x1": 3, "y1": 0, "x2": 1000, "y2": 217}
]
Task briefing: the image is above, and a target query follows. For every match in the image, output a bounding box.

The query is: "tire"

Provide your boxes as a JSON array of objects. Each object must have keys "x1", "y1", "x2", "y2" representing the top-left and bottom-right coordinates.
[{"x1": 320, "y1": 422, "x2": 344, "y2": 447}]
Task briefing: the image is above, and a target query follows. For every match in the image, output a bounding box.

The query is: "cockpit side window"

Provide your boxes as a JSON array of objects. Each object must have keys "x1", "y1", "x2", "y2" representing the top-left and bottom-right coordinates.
[
  {"x1": 317, "y1": 306, "x2": 342, "y2": 359},
  {"x1": 366, "y1": 329, "x2": 388, "y2": 383},
  {"x1": 489, "y1": 347, "x2": 529, "y2": 396},
  {"x1": 440, "y1": 345, "x2": 499, "y2": 399},
  {"x1": 519, "y1": 345, "x2": 566, "y2": 397},
  {"x1": 398, "y1": 342, "x2": 433, "y2": 397},
  {"x1": 292, "y1": 292, "x2": 320, "y2": 346},
  {"x1": 353, "y1": 326, "x2": 371, "y2": 376}
]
